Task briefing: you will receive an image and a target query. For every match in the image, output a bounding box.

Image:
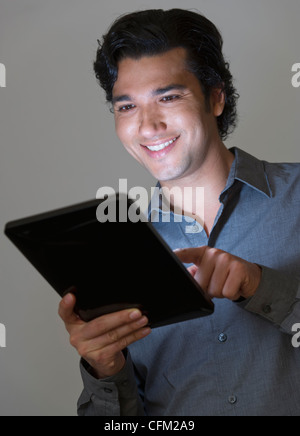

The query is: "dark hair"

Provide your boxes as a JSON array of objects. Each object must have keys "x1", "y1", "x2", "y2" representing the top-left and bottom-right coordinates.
[{"x1": 94, "y1": 9, "x2": 239, "y2": 140}]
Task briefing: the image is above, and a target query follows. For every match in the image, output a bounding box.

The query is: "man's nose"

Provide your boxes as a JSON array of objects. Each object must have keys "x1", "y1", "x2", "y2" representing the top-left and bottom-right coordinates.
[{"x1": 138, "y1": 107, "x2": 167, "y2": 138}]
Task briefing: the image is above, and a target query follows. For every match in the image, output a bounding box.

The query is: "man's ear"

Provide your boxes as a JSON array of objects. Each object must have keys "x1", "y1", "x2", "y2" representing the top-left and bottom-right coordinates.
[{"x1": 211, "y1": 86, "x2": 226, "y2": 117}]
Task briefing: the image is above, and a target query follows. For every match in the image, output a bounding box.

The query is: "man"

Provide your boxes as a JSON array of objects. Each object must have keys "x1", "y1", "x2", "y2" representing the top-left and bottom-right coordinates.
[{"x1": 59, "y1": 9, "x2": 300, "y2": 416}]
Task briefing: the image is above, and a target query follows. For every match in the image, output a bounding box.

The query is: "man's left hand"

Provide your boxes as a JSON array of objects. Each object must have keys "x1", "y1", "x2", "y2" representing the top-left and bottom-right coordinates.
[{"x1": 175, "y1": 246, "x2": 262, "y2": 301}]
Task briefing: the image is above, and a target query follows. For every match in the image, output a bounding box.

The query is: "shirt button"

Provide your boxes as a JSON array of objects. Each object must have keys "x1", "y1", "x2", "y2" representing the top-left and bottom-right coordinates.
[
  {"x1": 218, "y1": 333, "x2": 228, "y2": 343},
  {"x1": 263, "y1": 305, "x2": 272, "y2": 314},
  {"x1": 228, "y1": 395, "x2": 237, "y2": 405},
  {"x1": 104, "y1": 387, "x2": 113, "y2": 394}
]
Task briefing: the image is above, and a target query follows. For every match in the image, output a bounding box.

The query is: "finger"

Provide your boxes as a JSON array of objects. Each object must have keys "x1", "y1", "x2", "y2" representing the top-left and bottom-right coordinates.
[
  {"x1": 222, "y1": 269, "x2": 243, "y2": 300},
  {"x1": 187, "y1": 265, "x2": 198, "y2": 277},
  {"x1": 194, "y1": 250, "x2": 216, "y2": 293},
  {"x1": 81, "y1": 308, "x2": 144, "y2": 341},
  {"x1": 58, "y1": 293, "x2": 82, "y2": 325},
  {"x1": 205, "y1": 259, "x2": 230, "y2": 298},
  {"x1": 90, "y1": 326, "x2": 152, "y2": 360},
  {"x1": 174, "y1": 246, "x2": 207, "y2": 266},
  {"x1": 85, "y1": 316, "x2": 150, "y2": 353}
]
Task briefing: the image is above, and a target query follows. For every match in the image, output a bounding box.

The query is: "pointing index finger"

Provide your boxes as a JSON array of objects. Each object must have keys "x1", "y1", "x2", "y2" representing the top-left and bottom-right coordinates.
[{"x1": 174, "y1": 246, "x2": 207, "y2": 266}]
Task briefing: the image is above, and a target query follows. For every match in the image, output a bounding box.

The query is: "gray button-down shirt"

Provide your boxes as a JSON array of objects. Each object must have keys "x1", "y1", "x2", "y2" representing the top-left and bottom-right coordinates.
[{"x1": 78, "y1": 148, "x2": 300, "y2": 416}]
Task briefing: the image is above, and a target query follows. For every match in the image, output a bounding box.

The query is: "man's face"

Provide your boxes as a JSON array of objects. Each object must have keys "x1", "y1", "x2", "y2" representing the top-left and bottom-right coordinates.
[{"x1": 112, "y1": 47, "x2": 224, "y2": 183}]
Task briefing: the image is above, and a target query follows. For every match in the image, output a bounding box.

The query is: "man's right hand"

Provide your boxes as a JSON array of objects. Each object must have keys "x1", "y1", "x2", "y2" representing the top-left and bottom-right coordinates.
[{"x1": 58, "y1": 293, "x2": 151, "y2": 379}]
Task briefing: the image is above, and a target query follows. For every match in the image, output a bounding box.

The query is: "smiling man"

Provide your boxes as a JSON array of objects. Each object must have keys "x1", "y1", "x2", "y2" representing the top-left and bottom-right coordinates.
[
  {"x1": 59, "y1": 9, "x2": 300, "y2": 416},
  {"x1": 112, "y1": 47, "x2": 234, "y2": 235},
  {"x1": 112, "y1": 49, "x2": 225, "y2": 183}
]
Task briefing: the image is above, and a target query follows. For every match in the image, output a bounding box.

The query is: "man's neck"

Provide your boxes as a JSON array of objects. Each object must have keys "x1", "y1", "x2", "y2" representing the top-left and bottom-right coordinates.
[{"x1": 159, "y1": 143, "x2": 234, "y2": 236}]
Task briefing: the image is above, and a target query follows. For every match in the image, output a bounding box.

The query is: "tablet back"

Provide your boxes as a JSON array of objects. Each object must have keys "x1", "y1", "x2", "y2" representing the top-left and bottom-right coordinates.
[{"x1": 4, "y1": 194, "x2": 214, "y2": 328}]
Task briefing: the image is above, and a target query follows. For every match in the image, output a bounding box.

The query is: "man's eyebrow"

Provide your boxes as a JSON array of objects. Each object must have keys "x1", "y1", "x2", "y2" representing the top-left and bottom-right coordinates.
[
  {"x1": 112, "y1": 84, "x2": 187, "y2": 105},
  {"x1": 152, "y1": 84, "x2": 188, "y2": 96},
  {"x1": 112, "y1": 94, "x2": 132, "y2": 105}
]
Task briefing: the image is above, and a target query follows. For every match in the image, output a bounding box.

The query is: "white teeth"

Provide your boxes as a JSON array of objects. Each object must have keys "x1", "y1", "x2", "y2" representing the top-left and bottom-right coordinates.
[{"x1": 146, "y1": 137, "x2": 177, "y2": 151}]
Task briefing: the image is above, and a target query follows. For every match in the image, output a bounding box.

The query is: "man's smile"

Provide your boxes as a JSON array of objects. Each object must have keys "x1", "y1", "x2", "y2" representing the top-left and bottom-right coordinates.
[{"x1": 140, "y1": 136, "x2": 180, "y2": 158}]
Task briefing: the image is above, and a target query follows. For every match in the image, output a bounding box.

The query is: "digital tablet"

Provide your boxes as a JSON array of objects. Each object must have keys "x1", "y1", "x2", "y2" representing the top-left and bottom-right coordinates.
[{"x1": 4, "y1": 194, "x2": 214, "y2": 328}]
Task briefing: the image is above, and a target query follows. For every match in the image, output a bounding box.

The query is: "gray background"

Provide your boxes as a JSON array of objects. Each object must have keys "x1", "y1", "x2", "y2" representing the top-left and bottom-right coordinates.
[{"x1": 0, "y1": 0, "x2": 299, "y2": 416}]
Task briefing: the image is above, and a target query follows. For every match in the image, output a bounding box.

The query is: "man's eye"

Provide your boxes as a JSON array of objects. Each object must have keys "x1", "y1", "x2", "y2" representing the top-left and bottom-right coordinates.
[
  {"x1": 118, "y1": 104, "x2": 136, "y2": 112},
  {"x1": 161, "y1": 95, "x2": 181, "y2": 102}
]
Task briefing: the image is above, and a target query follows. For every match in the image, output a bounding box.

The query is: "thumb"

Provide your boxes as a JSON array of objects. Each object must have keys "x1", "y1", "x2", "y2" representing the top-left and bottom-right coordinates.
[{"x1": 58, "y1": 292, "x2": 82, "y2": 326}]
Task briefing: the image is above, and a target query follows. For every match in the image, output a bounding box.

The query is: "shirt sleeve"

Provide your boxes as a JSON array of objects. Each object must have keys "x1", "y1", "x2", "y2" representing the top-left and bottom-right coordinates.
[
  {"x1": 77, "y1": 350, "x2": 145, "y2": 416},
  {"x1": 242, "y1": 265, "x2": 300, "y2": 335}
]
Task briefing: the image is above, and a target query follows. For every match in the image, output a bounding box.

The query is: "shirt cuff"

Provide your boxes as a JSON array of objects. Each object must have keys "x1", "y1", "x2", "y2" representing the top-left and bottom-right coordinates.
[
  {"x1": 78, "y1": 350, "x2": 144, "y2": 416},
  {"x1": 243, "y1": 265, "x2": 300, "y2": 328}
]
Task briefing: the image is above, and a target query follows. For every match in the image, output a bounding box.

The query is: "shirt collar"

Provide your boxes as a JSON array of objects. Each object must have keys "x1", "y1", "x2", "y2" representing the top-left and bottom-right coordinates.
[
  {"x1": 228, "y1": 147, "x2": 272, "y2": 198},
  {"x1": 148, "y1": 147, "x2": 272, "y2": 220}
]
